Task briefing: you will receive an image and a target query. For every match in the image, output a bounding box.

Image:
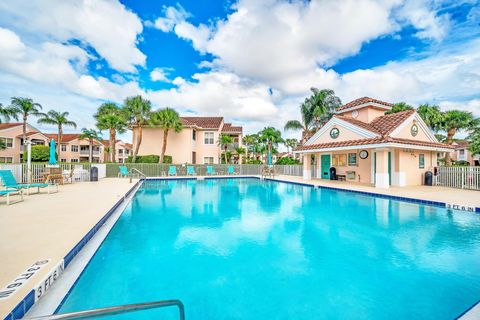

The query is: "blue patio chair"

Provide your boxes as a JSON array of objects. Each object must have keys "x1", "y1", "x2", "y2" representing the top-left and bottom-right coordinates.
[
  {"x1": 118, "y1": 166, "x2": 129, "y2": 178},
  {"x1": 0, "y1": 189, "x2": 23, "y2": 205},
  {"x1": 207, "y1": 166, "x2": 215, "y2": 175},
  {"x1": 0, "y1": 170, "x2": 57, "y2": 195},
  {"x1": 168, "y1": 166, "x2": 177, "y2": 176},
  {"x1": 227, "y1": 166, "x2": 236, "y2": 175},
  {"x1": 187, "y1": 166, "x2": 196, "y2": 176}
]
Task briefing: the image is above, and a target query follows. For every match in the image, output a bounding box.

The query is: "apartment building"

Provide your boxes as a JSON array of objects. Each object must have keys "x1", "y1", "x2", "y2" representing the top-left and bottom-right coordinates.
[
  {"x1": 44, "y1": 134, "x2": 104, "y2": 163},
  {"x1": 450, "y1": 141, "x2": 479, "y2": 166},
  {"x1": 0, "y1": 123, "x2": 50, "y2": 163},
  {"x1": 102, "y1": 140, "x2": 133, "y2": 163},
  {"x1": 136, "y1": 117, "x2": 243, "y2": 164}
]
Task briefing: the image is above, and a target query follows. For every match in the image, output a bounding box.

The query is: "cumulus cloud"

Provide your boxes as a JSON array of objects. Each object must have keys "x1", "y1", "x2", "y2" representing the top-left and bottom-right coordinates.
[
  {"x1": 0, "y1": 0, "x2": 145, "y2": 72},
  {"x1": 150, "y1": 68, "x2": 173, "y2": 82}
]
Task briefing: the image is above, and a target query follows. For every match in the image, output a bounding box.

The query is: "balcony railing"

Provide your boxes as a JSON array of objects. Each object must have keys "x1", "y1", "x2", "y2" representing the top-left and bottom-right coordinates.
[{"x1": 80, "y1": 150, "x2": 100, "y2": 155}]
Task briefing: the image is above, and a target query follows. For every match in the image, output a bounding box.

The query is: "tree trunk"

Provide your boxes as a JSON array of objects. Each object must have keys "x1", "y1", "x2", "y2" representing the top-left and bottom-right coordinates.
[
  {"x1": 224, "y1": 146, "x2": 228, "y2": 164},
  {"x1": 22, "y1": 116, "x2": 27, "y2": 162},
  {"x1": 133, "y1": 125, "x2": 142, "y2": 162},
  {"x1": 110, "y1": 129, "x2": 116, "y2": 163},
  {"x1": 160, "y1": 129, "x2": 169, "y2": 163},
  {"x1": 57, "y1": 126, "x2": 62, "y2": 161},
  {"x1": 89, "y1": 140, "x2": 93, "y2": 163},
  {"x1": 268, "y1": 142, "x2": 272, "y2": 165},
  {"x1": 445, "y1": 128, "x2": 456, "y2": 166}
]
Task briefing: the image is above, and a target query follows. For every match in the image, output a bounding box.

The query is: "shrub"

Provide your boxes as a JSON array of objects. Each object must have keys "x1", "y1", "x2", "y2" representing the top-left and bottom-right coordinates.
[
  {"x1": 453, "y1": 160, "x2": 470, "y2": 166},
  {"x1": 127, "y1": 154, "x2": 160, "y2": 163},
  {"x1": 246, "y1": 159, "x2": 262, "y2": 164},
  {"x1": 23, "y1": 145, "x2": 50, "y2": 162},
  {"x1": 162, "y1": 155, "x2": 172, "y2": 164},
  {"x1": 275, "y1": 157, "x2": 301, "y2": 165}
]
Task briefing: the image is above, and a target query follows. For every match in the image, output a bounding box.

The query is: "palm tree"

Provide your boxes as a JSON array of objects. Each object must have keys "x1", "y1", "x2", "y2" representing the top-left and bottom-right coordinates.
[
  {"x1": 37, "y1": 110, "x2": 77, "y2": 160},
  {"x1": 259, "y1": 127, "x2": 284, "y2": 165},
  {"x1": 9, "y1": 97, "x2": 43, "y2": 151},
  {"x1": 79, "y1": 128, "x2": 102, "y2": 163},
  {"x1": 285, "y1": 138, "x2": 299, "y2": 154},
  {"x1": 95, "y1": 103, "x2": 127, "y2": 163},
  {"x1": 123, "y1": 95, "x2": 152, "y2": 163},
  {"x1": 235, "y1": 146, "x2": 246, "y2": 164},
  {"x1": 150, "y1": 108, "x2": 183, "y2": 163},
  {"x1": 385, "y1": 102, "x2": 414, "y2": 114},
  {"x1": 0, "y1": 103, "x2": 16, "y2": 123},
  {"x1": 218, "y1": 134, "x2": 233, "y2": 164},
  {"x1": 417, "y1": 104, "x2": 443, "y2": 131},
  {"x1": 440, "y1": 110, "x2": 479, "y2": 165},
  {"x1": 468, "y1": 127, "x2": 480, "y2": 157},
  {"x1": 285, "y1": 88, "x2": 341, "y2": 143}
]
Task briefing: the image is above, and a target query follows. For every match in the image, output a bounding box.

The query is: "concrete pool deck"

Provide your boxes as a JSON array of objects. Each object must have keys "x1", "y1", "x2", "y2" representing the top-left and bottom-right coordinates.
[
  {"x1": 0, "y1": 178, "x2": 137, "y2": 319},
  {"x1": 1, "y1": 176, "x2": 479, "y2": 319}
]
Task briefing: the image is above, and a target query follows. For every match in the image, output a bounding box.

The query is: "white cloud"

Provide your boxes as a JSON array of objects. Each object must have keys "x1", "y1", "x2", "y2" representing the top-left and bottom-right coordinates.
[
  {"x1": 0, "y1": 0, "x2": 145, "y2": 72},
  {"x1": 0, "y1": 27, "x2": 26, "y2": 60},
  {"x1": 152, "y1": 5, "x2": 190, "y2": 32},
  {"x1": 150, "y1": 68, "x2": 172, "y2": 82}
]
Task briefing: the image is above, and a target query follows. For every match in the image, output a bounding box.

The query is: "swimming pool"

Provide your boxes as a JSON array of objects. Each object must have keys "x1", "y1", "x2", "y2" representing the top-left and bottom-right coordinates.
[{"x1": 57, "y1": 178, "x2": 480, "y2": 319}]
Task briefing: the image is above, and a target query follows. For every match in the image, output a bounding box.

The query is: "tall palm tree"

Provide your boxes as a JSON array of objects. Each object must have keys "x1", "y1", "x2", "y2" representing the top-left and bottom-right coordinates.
[
  {"x1": 218, "y1": 134, "x2": 234, "y2": 164},
  {"x1": 95, "y1": 103, "x2": 127, "y2": 163},
  {"x1": 79, "y1": 128, "x2": 102, "y2": 163},
  {"x1": 123, "y1": 95, "x2": 152, "y2": 163},
  {"x1": 285, "y1": 88, "x2": 341, "y2": 143},
  {"x1": 259, "y1": 127, "x2": 284, "y2": 165},
  {"x1": 9, "y1": 97, "x2": 43, "y2": 151},
  {"x1": 242, "y1": 134, "x2": 257, "y2": 160},
  {"x1": 385, "y1": 102, "x2": 414, "y2": 115},
  {"x1": 37, "y1": 110, "x2": 77, "y2": 160},
  {"x1": 149, "y1": 108, "x2": 183, "y2": 163},
  {"x1": 234, "y1": 146, "x2": 246, "y2": 164},
  {"x1": 0, "y1": 103, "x2": 16, "y2": 123},
  {"x1": 440, "y1": 110, "x2": 478, "y2": 165},
  {"x1": 468, "y1": 127, "x2": 480, "y2": 157},
  {"x1": 416, "y1": 104, "x2": 443, "y2": 131}
]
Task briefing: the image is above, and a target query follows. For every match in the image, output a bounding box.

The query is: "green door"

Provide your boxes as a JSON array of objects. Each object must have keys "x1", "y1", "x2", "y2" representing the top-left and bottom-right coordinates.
[{"x1": 321, "y1": 154, "x2": 331, "y2": 179}]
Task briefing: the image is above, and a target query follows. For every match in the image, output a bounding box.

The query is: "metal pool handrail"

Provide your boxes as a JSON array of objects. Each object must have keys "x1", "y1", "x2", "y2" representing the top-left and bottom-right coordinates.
[
  {"x1": 24, "y1": 299, "x2": 185, "y2": 320},
  {"x1": 130, "y1": 167, "x2": 146, "y2": 183}
]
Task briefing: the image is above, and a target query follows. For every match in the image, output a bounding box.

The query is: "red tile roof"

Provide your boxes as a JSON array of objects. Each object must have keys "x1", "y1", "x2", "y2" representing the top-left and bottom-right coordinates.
[
  {"x1": 369, "y1": 109, "x2": 415, "y2": 135},
  {"x1": 452, "y1": 140, "x2": 469, "y2": 149},
  {"x1": 222, "y1": 123, "x2": 243, "y2": 133},
  {"x1": 16, "y1": 131, "x2": 45, "y2": 138},
  {"x1": 295, "y1": 137, "x2": 454, "y2": 151},
  {"x1": 181, "y1": 117, "x2": 223, "y2": 129},
  {"x1": 45, "y1": 133, "x2": 102, "y2": 145},
  {"x1": 335, "y1": 116, "x2": 382, "y2": 135},
  {"x1": 0, "y1": 123, "x2": 22, "y2": 130},
  {"x1": 336, "y1": 97, "x2": 393, "y2": 112}
]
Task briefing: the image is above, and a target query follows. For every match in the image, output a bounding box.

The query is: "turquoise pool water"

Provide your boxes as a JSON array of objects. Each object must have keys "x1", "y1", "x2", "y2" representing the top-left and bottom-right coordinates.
[{"x1": 58, "y1": 178, "x2": 480, "y2": 319}]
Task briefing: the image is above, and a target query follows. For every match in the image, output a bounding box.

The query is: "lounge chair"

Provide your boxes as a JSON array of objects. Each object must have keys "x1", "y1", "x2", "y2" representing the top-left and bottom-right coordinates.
[
  {"x1": 168, "y1": 166, "x2": 177, "y2": 176},
  {"x1": 0, "y1": 170, "x2": 57, "y2": 195},
  {"x1": 118, "y1": 166, "x2": 130, "y2": 178},
  {"x1": 0, "y1": 189, "x2": 23, "y2": 205},
  {"x1": 206, "y1": 166, "x2": 215, "y2": 175},
  {"x1": 187, "y1": 166, "x2": 196, "y2": 176},
  {"x1": 63, "y1": 169, "x2": 75, "y2": 184},
  {"x1": 227, "y1": 166, "x2": 236, "y2": 175}
]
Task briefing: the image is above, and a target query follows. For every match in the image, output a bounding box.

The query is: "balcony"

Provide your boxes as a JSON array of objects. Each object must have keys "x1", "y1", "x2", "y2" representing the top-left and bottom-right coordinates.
[{"x1": 79, "y1": 149, "x2": 100, "y2": 155}]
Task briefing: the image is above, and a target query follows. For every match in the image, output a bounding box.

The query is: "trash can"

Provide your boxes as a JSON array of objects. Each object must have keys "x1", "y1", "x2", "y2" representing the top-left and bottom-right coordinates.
[
  {"x1": 329, "y1": 167, "x2": 337, "y2": 180},
  {"x1": 90, "y1": 166, "x2": 98, "y2": 182},
  {"x1": 424, "y1": 171, "x2": 433, "y2": 186}
]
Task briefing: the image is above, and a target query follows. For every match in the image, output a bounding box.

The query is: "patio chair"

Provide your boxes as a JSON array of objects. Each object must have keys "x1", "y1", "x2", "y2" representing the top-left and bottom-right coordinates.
[
  {"x1": 168, "y1": 166, "x2": 177, "y2": 176},
  {"x1": 187, "y1": 166, "x2": 196, "y2": 176},
  {"x1": 62, "y1": 169, "x2": 75, "y2": 184},
  {"x1": 118, "y1": 166, "x2": 130, "y2": 178},
  {"x1": 0, "y1": 189, "x2": 23, "y2": 205},
  {"x1": 207, "y1": 166, "x2": 215, "y2": 175},
  {"x1": 0, "y1": 170, "x2": 58, "y2": 195},
  {"x1": 227, "y1": 166, "x2": 236, "y2": 175}
]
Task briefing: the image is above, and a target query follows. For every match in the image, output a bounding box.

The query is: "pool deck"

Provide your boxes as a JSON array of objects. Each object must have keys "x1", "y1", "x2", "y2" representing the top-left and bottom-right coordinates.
[
  {"x1": 1, "y1": 176, "x2": 479, "y2": 319},
  {"x1": 0, "y1": 178, "x2": 137, "y2": 319},
  {"x1": 273, "y1": 175, "x2": 480, "y2": 208}
]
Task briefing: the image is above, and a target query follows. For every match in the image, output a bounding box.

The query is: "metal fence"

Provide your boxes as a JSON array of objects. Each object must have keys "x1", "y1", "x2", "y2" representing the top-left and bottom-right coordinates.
[
  {"x1": 105, "y1": 163, "x2": 303, "y2": 178},
  {"x1": 0, "y1": 163, "x2": 94, "y2": 183},
  {"x1": 434, "y1": 166, "x2": 480, "y2": 190}
]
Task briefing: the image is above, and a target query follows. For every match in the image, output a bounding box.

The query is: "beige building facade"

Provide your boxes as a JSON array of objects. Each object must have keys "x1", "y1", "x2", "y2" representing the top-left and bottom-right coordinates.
[
  {"x1": 102, "y1": 140, "x2": 133, "y2": 163},
  {"x1": 136, "y1": 117, "x2": 243, "y2": 164},
  {"x1": 295, "y1": 97, "x2": 453, "y2": 188},
  {"x1": 0, "y1": 123, "x2": 50, "y2": 163}
]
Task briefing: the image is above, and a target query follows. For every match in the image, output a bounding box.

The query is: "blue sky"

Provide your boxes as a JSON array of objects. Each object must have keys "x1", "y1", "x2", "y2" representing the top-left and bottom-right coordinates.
[{"x1": 0, "y1": 0, "x2": 479, "y2": 140}]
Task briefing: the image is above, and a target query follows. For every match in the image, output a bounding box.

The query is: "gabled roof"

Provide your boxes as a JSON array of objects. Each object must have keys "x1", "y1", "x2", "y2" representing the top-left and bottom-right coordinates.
[
  {"x1": 336, "y1": 97, "x2": 393, "y2": 112},
  {"x1": 369, "y1": 109, "x2": 415, "y2": 136},
  {"x1": 452, "y1": 140, "x2": 469, "y2": 150},
  {"x1": 222, "y1": 123, "x2": 243, "y2": 133},
  {"x1": 181, "y1": 117, "x2": 223, "y2": 129},
  {"x1": 0, "y1": 123, "x2": 22, "y2": 131},
  {"x1": 45, "y1": 133, "x2": 102, "y2": 145},
  {"x1": 16, "y1": 131, "x2": 46, "y2": 138}
]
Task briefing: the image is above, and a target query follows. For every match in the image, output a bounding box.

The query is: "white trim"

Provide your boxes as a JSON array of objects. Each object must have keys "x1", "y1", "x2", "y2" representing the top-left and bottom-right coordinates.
[
  {"x1": 295, "y1": 142, "x2": 452, "y2": 154},
  {"x1": 336, "y1": 102, "x2": 391, "y2": 114},
  {"x1": 389, "y1": 113, "x2": 438, "y2": 142},
  {"x1": 375, "y1": 173, "x2": 390, "y2": 188},
  {"x1": 305, "y1": 117, "x2": 379, "y2": 146},
  {"x1": 370, "y1": 152, "x2": 375, "y2": 183}
]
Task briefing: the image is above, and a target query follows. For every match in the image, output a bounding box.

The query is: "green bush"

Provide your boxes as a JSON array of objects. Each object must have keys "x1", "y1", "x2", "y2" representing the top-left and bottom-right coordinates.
[
  {"x1": 246, "y1": 159, "x2": 262, "y2": 164},
  {"x1": 23, "y1": 145, "x2": 50, "y2": 162},
  {"x1": 275, "y1": 157, "x2": 301, "y2": 165},
  {"x1": 162, "y1": 155, "x2": 172, "y2": 164},
  {"x1": 453, "y1": 160, "x2": 470, "y2": 166},
  {"x1": 127, "y1": 154, "x2": 160, "y2": 163}
]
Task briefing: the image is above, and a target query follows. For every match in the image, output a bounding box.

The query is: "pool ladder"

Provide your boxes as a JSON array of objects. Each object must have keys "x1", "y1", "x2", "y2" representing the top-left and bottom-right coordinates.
[
  {"x1": 130, "y1": 168, "x2": 147, "y2": 183},
  {"x1": 24, "y1": 299, "x2": 185, "y2": 319}
]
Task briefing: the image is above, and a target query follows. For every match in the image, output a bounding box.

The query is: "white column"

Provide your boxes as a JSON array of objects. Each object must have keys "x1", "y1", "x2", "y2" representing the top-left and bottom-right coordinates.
[
  {"x1": 303, "y1": 154, "x2": 312, "y2": 180},
  {"x1": 375, "y1": 148, "x2": 390, "y2": 188}
]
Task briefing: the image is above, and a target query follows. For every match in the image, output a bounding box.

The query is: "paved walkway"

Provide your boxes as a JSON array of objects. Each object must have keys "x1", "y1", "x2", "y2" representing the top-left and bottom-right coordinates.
[
  {"x1": 0, "y1": 178, "x2": 136, "y2": 319},
  {"x1": 273, "y1": 175, "x2": 480, "y2": 208}
]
